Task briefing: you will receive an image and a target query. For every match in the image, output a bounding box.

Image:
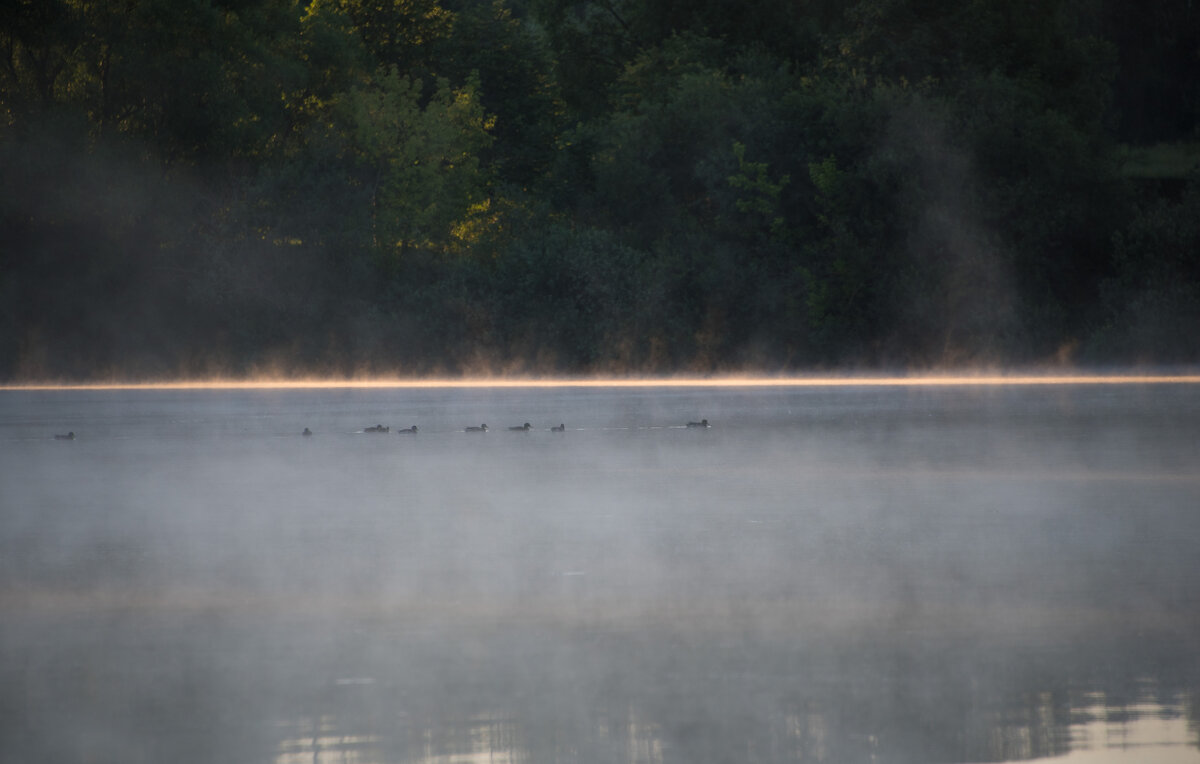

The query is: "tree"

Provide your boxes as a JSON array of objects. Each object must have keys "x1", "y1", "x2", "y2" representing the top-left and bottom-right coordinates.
[
  {"x1": 339, "y1": 67, "x2": 494, "y2": 259},
  {"x1": 1091, "y1": 178, "x2": 1200, "y2": 361},
  {"x1": 304, "y1": 0, "x2": 453, "y2": 80},
  {"x1": 438, "y1": 0, "x2": 564, "y2": 188},
  {"x1": 0, "y1": 0, "x2": 82, "y2": 120}
]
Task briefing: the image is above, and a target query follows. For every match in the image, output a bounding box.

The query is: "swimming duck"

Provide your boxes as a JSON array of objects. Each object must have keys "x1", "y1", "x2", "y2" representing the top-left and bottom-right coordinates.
[
  {"x1": 54, "y1": 432, "x2": 76, "y2": 440},
  {"x1": 686, "y1": 419, "x2": 710, "y2": 428},
  {"x1": 397, "y1": 425, "x2": 418, "y2": 434},
  {"x1": 465, "y1": 424, "x2": 488, "y2": 432},
  {"x1": 365, "y1": 424, "x2": 389, "y2": 433},
  {"x1": 551, "y1": 423, "x2": 566, "y2": 432},
  {"x1": 302, "y1": 427, "x2": 312, "y2": 436},
  {"x1": 509, "y1": 422, "x2": 532, "y2": 431}
]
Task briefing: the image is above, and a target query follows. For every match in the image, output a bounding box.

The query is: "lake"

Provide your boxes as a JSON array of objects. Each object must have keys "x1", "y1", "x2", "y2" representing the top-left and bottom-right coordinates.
[{"x1": 2, "y1": 381, "x2": 1198, "y2": 764}]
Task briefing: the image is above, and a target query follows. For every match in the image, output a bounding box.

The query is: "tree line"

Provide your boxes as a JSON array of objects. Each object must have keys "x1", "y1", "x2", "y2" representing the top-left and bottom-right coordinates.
[{"x1": 2, "y1": 0, "x2": 1198, "y2": 379}]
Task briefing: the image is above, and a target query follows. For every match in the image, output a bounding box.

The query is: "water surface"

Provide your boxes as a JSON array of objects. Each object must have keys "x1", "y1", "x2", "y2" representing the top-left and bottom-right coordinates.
[{"x1": 2, "y1": 383, "x2": 1198, "y2": 763}]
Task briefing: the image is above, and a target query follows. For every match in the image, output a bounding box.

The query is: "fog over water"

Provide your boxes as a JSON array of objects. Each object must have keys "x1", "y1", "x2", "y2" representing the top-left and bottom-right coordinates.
[{"x1": 2, "y1": 382, "x2": 1199, "y2": 764}]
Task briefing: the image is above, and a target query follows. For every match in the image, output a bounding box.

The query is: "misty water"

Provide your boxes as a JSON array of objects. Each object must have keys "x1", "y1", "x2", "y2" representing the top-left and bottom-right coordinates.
[{"x1": 2, "y1": 382, "x2": 1199, "y2": 764}]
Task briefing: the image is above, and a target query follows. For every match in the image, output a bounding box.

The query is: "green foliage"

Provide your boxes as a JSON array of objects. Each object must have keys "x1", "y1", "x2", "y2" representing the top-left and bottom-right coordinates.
[
  {"x1": 524, "y1": 0, "x2": 639, "y2": 117},
  {"x1": 438, "y1": 0, "x2": 565, "y2": 188},
  {"x1": 2, "y1": 0, "x2": 1198, "y2": 378},
  {"x1": 727, "y1": 141, "x2": 790, "y2": 241},
  {"x1": 1100, "y1": 0, "x2": 1200, "y2": 144},
  {"x1": 484, "y1": 224, "x2": 647, "y2": 368},
  {"x1": 1119, "y1": 142, "x2": 1200, "y2": 179},
  {"x1": 0, "y1": 0, "x2": 91, "y2": 121},
  {"x1": 1089, "y1": 179, "x2": 1200, "y2": 362},
  {"x1": 306, "y1": 0, "x2": 453, "y2": 77},
  {"x1": 339, "y1": 67, "x2": 494, "y2": 256}
]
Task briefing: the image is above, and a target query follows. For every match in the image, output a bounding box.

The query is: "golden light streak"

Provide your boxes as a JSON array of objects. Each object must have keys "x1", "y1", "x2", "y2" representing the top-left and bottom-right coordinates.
[{"x1": 3, "y1": 373, "x2": 1200, "y2": 391}]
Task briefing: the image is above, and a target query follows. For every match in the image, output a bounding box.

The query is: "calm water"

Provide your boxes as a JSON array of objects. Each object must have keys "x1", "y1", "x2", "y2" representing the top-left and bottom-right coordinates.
[{"x1": 1, "y1": 383, "x2": 1198, "y2": 764}]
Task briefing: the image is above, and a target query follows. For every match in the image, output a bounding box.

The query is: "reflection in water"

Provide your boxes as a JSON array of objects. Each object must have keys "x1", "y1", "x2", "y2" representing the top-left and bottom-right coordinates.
[
  {"x1": 260, "y1": 648, "x2": 1200, "y2": 764},
  {"x1": 2, "y1": 384, "x2": 1199, "y2": 764},
  {"x1": 276, "y1": 721, "x2": 382, "y2": 764},
  {"x1": 974, "y1": 685, "x2": 1200, "y2": 764},
  {"x1": 235, "y1": 608, "x2": 1200, "y2": 764},
  {"x1": 1067, "y1": 695, "x2": 1198, "y2": 763}
]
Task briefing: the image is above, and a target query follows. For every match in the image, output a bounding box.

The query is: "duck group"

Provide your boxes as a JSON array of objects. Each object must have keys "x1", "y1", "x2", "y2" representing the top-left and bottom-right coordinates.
[
  {"x1": 302, "y1": 418, "x2": 709, "y2": 436},
  {"x1": 52, "y1": 419, "x2": 710, "y2": 440}
]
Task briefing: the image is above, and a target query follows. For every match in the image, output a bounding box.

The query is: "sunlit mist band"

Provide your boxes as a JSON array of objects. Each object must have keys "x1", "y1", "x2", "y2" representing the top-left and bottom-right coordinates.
[{"x1": 4, "y1": 374, "x2": 1200, "y2": 391}]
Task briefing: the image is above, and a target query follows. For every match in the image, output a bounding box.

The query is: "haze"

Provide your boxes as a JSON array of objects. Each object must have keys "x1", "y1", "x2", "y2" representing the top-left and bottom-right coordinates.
[
  {"x1": 2, "y1": 382, "x2": 1198, "y2": 763},
  {"x1": 4, "y1": 0, "x2": 1200, "y2": 759}
]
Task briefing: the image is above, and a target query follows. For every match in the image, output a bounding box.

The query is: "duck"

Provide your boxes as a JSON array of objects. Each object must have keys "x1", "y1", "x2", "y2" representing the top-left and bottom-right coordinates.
[
  {"x1": 686, "y1": 419, "x2": 710, "y2": 428},
  {"x1": 302, "y1": 427, "x2": 312, "y2": 436},
  {"x1": 551, "y1": 423, "x2": 566, "y2": 432},
  {"x1": 465, "y1": 424, "x2": 488, "y2": 432},
  {"x1": 396, "y1": 425, "x2": 418, "y2": 434},
  {"x1": 364, "y1": 424, "x2": 389, "y2": 433},
  {"x1": 54, "y1": 432, "x2": 76, "y2": 440},
  {"x1": 509, "y1": 422, "x2": 532, "y2": 431}
]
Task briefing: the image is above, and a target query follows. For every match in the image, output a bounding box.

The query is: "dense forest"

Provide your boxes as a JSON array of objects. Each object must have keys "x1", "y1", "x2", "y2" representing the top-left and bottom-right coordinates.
[{"x1": 2, "y1": 0, "x2": 1198, "y2": 379}]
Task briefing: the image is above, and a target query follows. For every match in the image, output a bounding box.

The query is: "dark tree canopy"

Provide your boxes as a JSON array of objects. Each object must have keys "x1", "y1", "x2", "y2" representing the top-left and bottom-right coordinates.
[{"x1": 1, "y1": 0, "x2": 1197, "y2": 379}]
